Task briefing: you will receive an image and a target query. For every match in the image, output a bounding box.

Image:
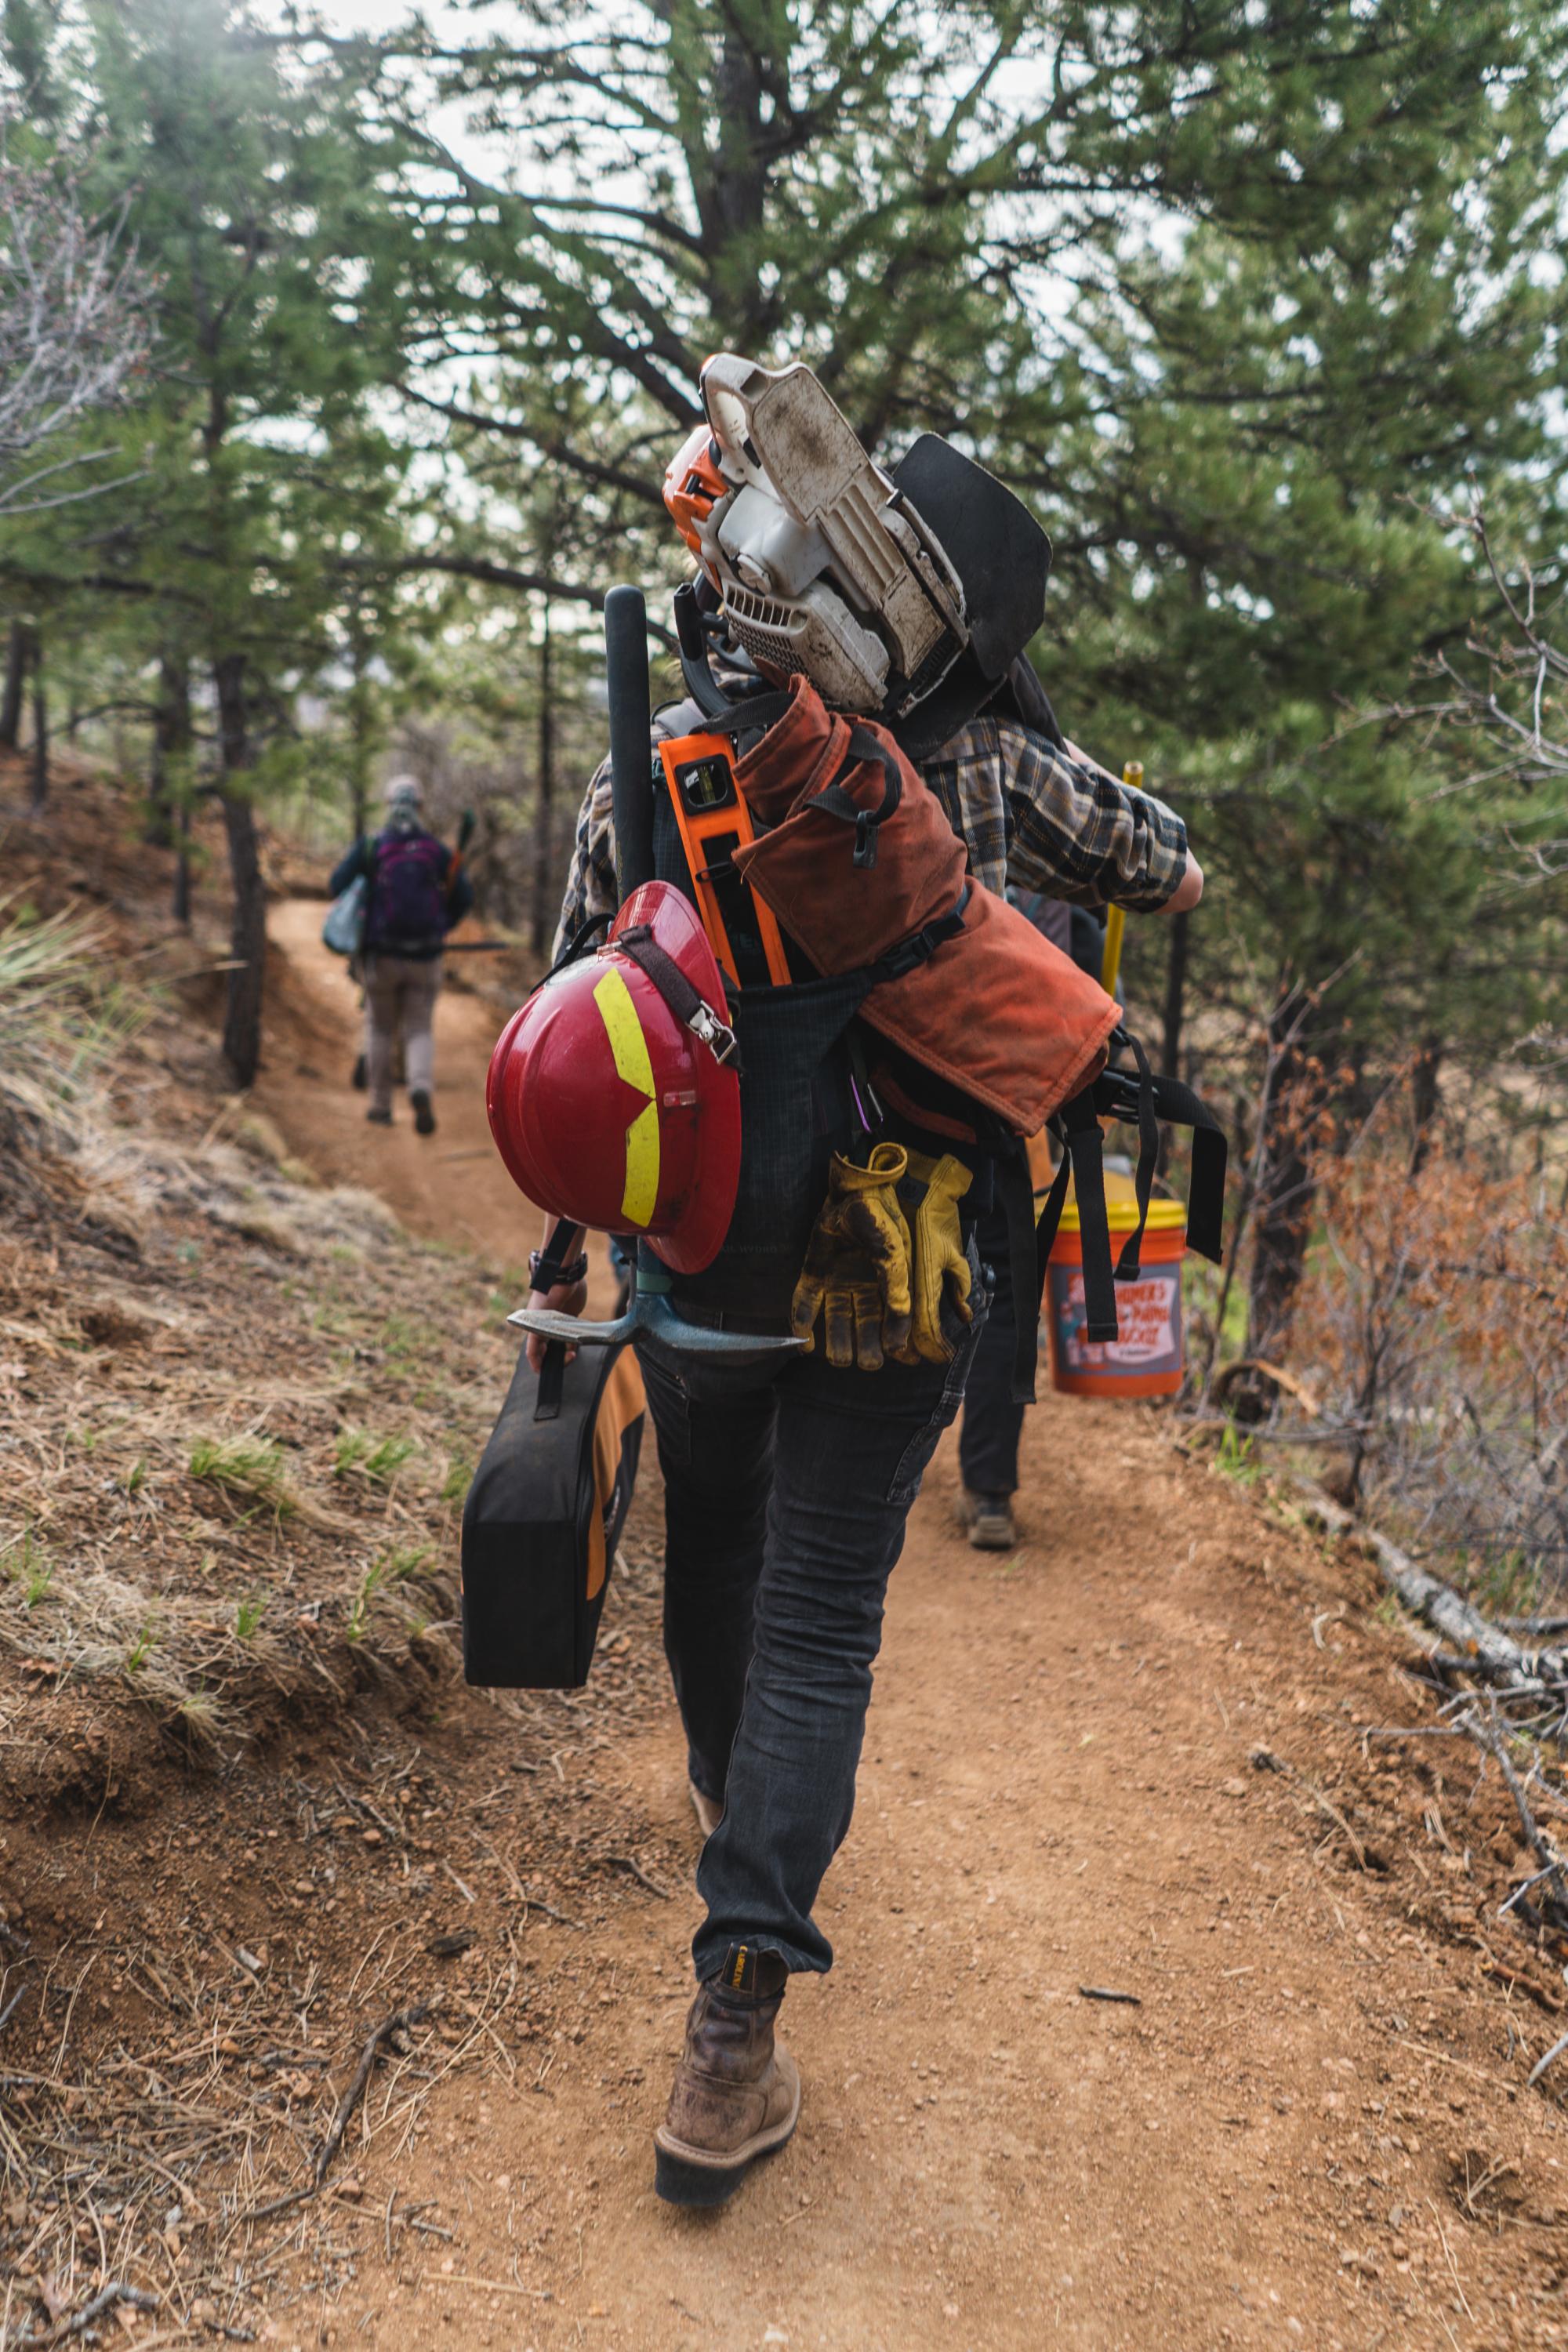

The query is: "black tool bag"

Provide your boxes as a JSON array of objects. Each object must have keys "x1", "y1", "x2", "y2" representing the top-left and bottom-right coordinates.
[{"x1": 461, "y1": 1340, "x2": 644, "y2": 1690}]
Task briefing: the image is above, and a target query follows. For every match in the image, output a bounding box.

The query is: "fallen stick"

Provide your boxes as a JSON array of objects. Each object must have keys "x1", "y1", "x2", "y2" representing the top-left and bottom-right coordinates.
[
  {"x1": 1528, "y1": 2027, "x2": 1568, "y2": 2089},
  {"x1": 608, "y1": 1855, "x2": 672, "y2": 1900},
  {"x1": 1290, "y1": 1479, "x2": 1568, "y2": 1696},
  {"x1": 53, "y1": 2282, "x2": 161, "y2": 2339},
  {"x1": 1078, "y1": 1985, "x2": 1141, "y2": 2005},
  {"x1": 242, "y1": 2000, "x2": 434, "y2": 2221},
  {"x1": 314, "y1": 2000, "x2": 433, "y2": 2189}
]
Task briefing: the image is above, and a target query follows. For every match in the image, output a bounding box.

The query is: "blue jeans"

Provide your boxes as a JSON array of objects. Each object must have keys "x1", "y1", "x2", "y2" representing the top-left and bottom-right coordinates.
[{"x1": 637, "y1": 1283, "x2": 987, "y2": 1980}]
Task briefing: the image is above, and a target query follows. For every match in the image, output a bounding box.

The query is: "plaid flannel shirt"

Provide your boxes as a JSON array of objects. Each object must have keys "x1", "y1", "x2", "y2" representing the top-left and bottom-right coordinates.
[{"x1": 551, "y1": 712, "x2": 1188, "y2": 961}]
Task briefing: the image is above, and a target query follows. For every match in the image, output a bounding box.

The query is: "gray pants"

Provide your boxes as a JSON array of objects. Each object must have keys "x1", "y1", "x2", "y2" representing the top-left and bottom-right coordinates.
[{"x1": 364, "y1": 953, "x2": 440, "y2": 1115}]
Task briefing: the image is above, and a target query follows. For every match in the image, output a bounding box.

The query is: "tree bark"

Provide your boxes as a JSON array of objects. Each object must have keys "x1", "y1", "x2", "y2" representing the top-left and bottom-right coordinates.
[
  {"x1": 0, "y1": 620, "x2": 27, "y2": 750},
  {"x1": 213, "y1": 651, "x2": 266, "y2": 1087},
  {"x1": 531, "y1": 599, "x2": 555, "y2": 956},
  {"x1": 347, "y1": 617, "x2": 370, "y2": 842},
  {"x1": 1238, "y1": 985, "x2": 1320, "y2": 1417},
  {"x1": 28, "y1": 633, "x2": 46, "y2": 812},
  {"x1": 151, "y1": 652, "x2": 194, "y2": 919},
  {"x1": 1409, "y1": 1037, "x2": 1442, "y2": 1175}
]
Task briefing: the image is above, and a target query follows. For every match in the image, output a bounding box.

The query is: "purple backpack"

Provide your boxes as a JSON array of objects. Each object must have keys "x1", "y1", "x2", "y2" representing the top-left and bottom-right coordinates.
[{"x1": 369, "y1": 830, "x2": 448, "y2": 949}]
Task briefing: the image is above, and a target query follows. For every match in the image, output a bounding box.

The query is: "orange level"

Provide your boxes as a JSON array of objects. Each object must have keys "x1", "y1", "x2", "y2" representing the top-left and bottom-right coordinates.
[{"x1": 659, "y1": 731, "x2": 792, "y2": 989}]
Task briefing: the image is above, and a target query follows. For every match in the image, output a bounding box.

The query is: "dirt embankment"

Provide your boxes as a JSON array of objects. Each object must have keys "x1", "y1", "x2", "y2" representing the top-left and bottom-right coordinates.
[{"x1": 2, "y1": 771, "x2": 1567, "y2": 2350}]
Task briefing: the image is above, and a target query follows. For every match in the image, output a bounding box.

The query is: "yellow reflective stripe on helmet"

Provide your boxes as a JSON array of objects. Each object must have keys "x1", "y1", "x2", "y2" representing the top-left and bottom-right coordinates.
[
  {"x1": 620, "y1": 1100, "x2": 660, "y2": 1229},
  {"x1": 593, "y1": 967, "x2": 660, "y2": 1228}
]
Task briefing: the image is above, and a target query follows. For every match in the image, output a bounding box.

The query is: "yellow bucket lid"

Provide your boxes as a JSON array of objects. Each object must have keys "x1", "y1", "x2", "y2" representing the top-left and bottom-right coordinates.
[{"x1": 1050, "y1": 1196, "x2": 1188, "y2": 1236}]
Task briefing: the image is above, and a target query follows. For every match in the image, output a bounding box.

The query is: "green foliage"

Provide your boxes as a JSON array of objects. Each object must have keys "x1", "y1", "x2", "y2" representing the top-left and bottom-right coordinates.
[
  {"x1": 233, "y1": 1594, "x2": 267, "y2": 1641},
  {"x1": 334, "y1": 1429, "x2": 415, "y2": 1484},
  {"x1": 1212, "y1": 1423, "x2": 1262, "y2": 1490},
  {"x1": 187, "y1": 1434, "x2": 295, "y2": 1515},
  {"x1": 122, "y1": 1617, "x2": 158, "y2": 1675},
  {"x1": 3, "y1": 1526, "x2": 54, "y2": 1609}
]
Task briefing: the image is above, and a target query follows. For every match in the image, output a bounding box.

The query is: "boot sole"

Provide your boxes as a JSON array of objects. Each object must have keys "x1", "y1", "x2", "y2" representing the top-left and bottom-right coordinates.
[
  {"x1": 967, "y1": 1523, "x2": 1016, "y2": 1552},
  {"x1": 652, "y1": 2074, "x2": 801, "y2": 2209},
  {"x1": 411, "y1": 1091, "x2": 437, "y2": 1136}
]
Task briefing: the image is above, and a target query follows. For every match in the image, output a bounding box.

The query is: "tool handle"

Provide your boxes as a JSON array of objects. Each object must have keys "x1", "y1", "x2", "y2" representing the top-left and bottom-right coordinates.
[
  {"x1": 1098, "y1": 757, "x2": 1143, "y2": 997},
  {"x1": 605, "y1": 585, "x2": 655, "y2": 903}
]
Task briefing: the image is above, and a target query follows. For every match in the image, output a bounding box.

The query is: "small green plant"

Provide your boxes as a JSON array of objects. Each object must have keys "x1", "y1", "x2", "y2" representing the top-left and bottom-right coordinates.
[
  {"x1": 1213, "y1": 1422, "x2": 1261, "y2": 1489},
  {"x1": 176, "y1": 1240, "x2": 201, "y2": 1269},
  {"x1": 124, "y1": 1458, "x2": 148, "y2": 1497},
  {"x1": 440, "y1": 1454, "x2": 474, "y2": 1508},
  {"x1": 68, "y1": 1426, "x2": 100, "y2": 1454},
  {"x1": 123, "y1": 1618, "x2": 158, "y2": 1675},
  {"x1": 379, "y1": 1543, "x2": 431, "y2": 1585},
  {"x1": 335, "y1": 1429, "x2": 415, "y2": 1485},
  {"x1": 333, "y1": 1429, "x2": 370, "y2": 1476},
  {"x1": 4, "y1": 1527, "x2": 54, "y2": 1607},
  {"x1": 188, "y1": 1435, "x2": 296, "y2": 1516},
  {"x1": 345, "y1": 1560, "x2": 387, "y2": 1644},
  {"x1": 380, "y1": 1312, "x2": 421, "y2": 1363},
  {"x1": 234, "y1": 1595, "x2": 268, "y2": 1640}
]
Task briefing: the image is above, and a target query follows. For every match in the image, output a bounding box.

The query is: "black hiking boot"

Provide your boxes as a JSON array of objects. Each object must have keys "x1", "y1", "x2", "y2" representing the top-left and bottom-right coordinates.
[
  {"x1": 366, "y1": 1105, "x2": 393, "y2": 1127},
  {"x1": 654, "y1": 1949, "x2": 798, "y2": 2208},
  {"x1": 411, "y1": 1088, "x2": 436, "y2": 1137}
]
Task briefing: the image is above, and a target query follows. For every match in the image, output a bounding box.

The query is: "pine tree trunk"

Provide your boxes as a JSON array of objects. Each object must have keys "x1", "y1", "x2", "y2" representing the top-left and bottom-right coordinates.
[
  {"x1": 213, "y1": 652, "x2": 265, "y2": 1087},
  {"x1": 0, "y1": 622, "x2": 27, "y2": 751},
  {"x1": 348, "y1": 628, "x2": 370, "y2": 842},
  {"x1": 1239, "y1": 985, "x2": 1318, "y2": 1412},
  {"x1": 172, "y1": 800, "x2": 193, "y2": 928},
  {"x1": 531, "y1": 602, "x2": 555, "y2": 955},
  {"x1": 1409, "y1": 1038, "x2": 1442, "y2": 1175},
  {"x1": 28, "y1": 635, "x2": 46, "y2": 813},
  {"x1": 151, "y1": 653, "x2": 194, "y2": 918}
]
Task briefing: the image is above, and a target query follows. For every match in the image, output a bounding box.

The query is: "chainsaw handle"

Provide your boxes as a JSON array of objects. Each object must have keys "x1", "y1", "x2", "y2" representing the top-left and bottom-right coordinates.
[{"x1": 605, "y1": 585, "x2": 655, "y2": 903}]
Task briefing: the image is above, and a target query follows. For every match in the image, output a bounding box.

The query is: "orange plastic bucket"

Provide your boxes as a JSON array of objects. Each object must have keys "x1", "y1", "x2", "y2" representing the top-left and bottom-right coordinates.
[{"x1": 1044, "y1": 1196, "x2": 1188, "y2": 1400}]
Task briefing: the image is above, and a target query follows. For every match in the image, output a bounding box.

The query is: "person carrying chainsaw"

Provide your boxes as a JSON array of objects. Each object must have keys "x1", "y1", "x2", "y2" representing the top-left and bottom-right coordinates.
[
  {"x1": 488, "y1": 355, "x2": 1211, "y2": 2209},
  {"x1": 328, "y1": 775, "x2": 473, "y2": 1134}
]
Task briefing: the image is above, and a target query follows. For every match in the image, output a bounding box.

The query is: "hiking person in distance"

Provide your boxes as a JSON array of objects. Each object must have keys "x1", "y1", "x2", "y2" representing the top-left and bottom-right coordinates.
[{"x1": 328, "y1": 775, "x2": 473, "y2": 1134}]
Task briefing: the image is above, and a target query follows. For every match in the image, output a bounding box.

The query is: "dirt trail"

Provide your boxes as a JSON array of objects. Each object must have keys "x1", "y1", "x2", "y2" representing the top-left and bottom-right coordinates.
[
  {"x1": 256, "y1": 895, "x2": 1568, "y2": 2352},
  {"x1": 260, "y1": 900, "x2": 540, "y2": 1265}
]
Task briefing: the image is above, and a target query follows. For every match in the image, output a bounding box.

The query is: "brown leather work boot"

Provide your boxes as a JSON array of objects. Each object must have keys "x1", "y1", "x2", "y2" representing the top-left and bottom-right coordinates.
[{"x1": 653, "y1": 1947, "x2": 799, "y2": 2207}]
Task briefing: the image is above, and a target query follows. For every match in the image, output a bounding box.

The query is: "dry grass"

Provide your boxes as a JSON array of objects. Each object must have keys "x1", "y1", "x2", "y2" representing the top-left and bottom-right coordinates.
[
  {"x1": 1287, "y1": 1091, "x2": 1568, "y2": 1601},
  {"x1": 0, "y1": 771, "x2": 684, "y2": 2343}
]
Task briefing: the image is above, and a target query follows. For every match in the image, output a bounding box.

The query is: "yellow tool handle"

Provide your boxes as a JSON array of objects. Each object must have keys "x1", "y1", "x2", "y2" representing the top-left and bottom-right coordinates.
[{"x1": 1099, "y1": 758, "x2": 1143, "y2": 995}]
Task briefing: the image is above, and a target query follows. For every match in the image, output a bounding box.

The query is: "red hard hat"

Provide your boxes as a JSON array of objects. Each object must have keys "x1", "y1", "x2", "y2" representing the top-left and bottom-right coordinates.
[{"x1": 486, "y1": 881, "x2": 742, "y2": 1276}]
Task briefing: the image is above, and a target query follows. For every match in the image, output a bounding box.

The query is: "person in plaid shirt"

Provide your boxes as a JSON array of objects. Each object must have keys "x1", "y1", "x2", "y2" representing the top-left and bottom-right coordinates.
[{"x1": 528, "y1": 370, "x2": 1202, "y2": 2211}]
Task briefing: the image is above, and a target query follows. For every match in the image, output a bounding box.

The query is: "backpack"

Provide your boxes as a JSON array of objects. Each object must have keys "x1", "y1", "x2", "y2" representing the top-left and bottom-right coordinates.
[{"x1": 369, "y1": 830, "x2": 448, "y2": 950}]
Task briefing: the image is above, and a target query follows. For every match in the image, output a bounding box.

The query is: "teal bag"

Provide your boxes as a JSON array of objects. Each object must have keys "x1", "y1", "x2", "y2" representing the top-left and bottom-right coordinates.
[{"x1": 322, "y1": 873, "x2": 367, "y2": 957}]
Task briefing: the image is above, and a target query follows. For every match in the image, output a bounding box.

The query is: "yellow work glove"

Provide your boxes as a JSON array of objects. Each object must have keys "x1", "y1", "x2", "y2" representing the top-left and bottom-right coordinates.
[
  {"x1": 891, "y1": 1149, "x2": 974, "y2": 1365},
  {"x1": 789, "y1": 1143, "x2": 914, "y2": 1370}
]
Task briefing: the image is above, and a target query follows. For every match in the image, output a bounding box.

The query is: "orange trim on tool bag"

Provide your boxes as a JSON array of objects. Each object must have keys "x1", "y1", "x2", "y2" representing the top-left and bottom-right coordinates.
[{"x1": 659, "y1": 730, "x2": 793, "y2": 989}]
